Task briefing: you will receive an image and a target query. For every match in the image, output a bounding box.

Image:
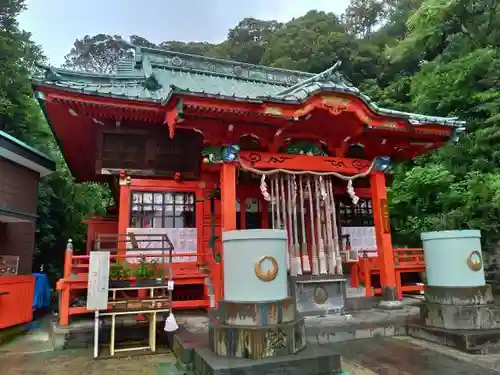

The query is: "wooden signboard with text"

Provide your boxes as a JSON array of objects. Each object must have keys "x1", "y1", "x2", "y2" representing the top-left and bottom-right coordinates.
[
  {"x1": 97, "y1": 128, "x2": 203, "y2": 179},
  {"x1": 87, "y1": 251, "x2": 110, "y2": 311},
  {"x1": 0, "y1": 256, "x2": 19, "y2": 276},
  {"x1": 380, "y1": 199, "x2": 390, "y2": 233}
]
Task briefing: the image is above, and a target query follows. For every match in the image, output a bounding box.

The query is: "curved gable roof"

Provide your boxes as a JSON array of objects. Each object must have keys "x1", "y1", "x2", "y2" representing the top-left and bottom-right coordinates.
[{"x1": 33, "y1": 45, "x2": 465, "y2": 128}]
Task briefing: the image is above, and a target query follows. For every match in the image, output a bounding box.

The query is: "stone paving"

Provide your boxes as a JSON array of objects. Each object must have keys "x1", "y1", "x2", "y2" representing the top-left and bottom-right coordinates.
[
  {"x1": 2, "y1": 350, "x2": 173, "y2": 375},
  {"x1": 332, "y1": 336, "x2": 500, "y2": 374},
  {"x1": 1, "y1": 305, "x2": 497, "y2": 375},
  {"x1": 2, "y1": 336, "x2": 498, "y2": 375}
]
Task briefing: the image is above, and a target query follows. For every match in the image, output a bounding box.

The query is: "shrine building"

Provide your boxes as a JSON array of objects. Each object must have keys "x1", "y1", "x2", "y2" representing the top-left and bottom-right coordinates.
[{"x1": 32, "y1": 46, "x2": 464, "y2": 325}]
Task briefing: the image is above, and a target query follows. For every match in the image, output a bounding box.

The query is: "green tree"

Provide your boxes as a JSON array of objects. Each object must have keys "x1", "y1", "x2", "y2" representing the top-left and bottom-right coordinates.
[
  {"x1": 63, "y1": 34, "x2": 134, "y2": 73},
  {"x1": 343, "y1": 0, "x2": 386, "y2": 37},
  {"x1": 261, "y1": 10, "x2": 381, "y2": 85},
  {"x1": 387, "y1": 0, "x2": 500, "y2": 248},
  {"x1": 220, "y1": 18, "x2": 282, "y2": 64},
  {"x1": 1, "y1": 1, "x2": 109, "y2": 283}
]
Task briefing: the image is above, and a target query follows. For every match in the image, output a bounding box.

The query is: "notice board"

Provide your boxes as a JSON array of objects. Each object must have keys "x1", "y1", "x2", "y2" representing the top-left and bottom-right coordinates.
[{"x1": 87, "y1": 251, "x2": 110, "y2": 311}]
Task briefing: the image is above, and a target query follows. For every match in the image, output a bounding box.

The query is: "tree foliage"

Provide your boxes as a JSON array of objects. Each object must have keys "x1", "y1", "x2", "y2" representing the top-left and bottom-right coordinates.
[
  {"x1": 63, "y1": 34, "x2": 134, "y2": 73},
  {"x1": 1, "y1": 1, "x2": 109, "y2": 283}
]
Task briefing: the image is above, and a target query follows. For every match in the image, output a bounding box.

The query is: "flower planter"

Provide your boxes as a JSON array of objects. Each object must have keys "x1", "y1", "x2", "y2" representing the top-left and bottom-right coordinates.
[
  {"x1": 109, "y1": 280, "x2": 131, "y2": 288},
  {"x1": 135, "y1": 279, "x2": 164, "y2": 287}
]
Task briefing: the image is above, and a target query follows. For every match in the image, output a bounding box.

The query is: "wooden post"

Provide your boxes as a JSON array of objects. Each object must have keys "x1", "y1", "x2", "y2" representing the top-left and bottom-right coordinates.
[
  {"x1": 220, "y1": 164, "x2": 237, "y2": 231},
  {"x1": 63, "y1": 239, "x2": 73, "y2": 278},
  {"x1": 60, "y1": 239, "x2": 73, "y2": 326},
  {"x1": 220, "y1": 163, "x2": 237, "y2": 300},
  {"x1": 370, "y1": 171, "x2": 397, "y2": 301},
  {"x1": 117, "y1": 183, "x2": 131, "y2": 255}
]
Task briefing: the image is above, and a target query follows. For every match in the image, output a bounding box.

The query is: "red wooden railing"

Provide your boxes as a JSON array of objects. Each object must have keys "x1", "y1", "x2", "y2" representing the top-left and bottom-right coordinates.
[
  {"x1": 350, "y1": 248, "x2": 425, "y2": 299},
  {"x1": 56, "y1": 237, "x2": 216, "y2": 326}
]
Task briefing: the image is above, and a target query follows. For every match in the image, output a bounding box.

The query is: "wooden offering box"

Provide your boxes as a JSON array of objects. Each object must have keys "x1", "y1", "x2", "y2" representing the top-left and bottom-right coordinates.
[{"x1": 110, "y1": 297, "x2": 170, "y2": 311}]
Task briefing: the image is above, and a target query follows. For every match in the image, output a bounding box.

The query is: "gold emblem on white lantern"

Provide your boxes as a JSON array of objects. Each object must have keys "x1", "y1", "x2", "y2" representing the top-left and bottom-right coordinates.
[
  {"x1": 255, "y1": 256, "x2": 279, "y2": 282},
  {"x1": 313, "y1": 286, "x2": 328, "y2": 305},
  {"x1": 467, "y1": 251, "x2": 483, "y2": 272}
]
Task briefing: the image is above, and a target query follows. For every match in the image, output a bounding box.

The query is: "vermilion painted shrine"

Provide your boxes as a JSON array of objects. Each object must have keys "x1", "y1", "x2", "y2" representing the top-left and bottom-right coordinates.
[{"x1": 33, "y1": 45, "x2": 465, "y2": 326}]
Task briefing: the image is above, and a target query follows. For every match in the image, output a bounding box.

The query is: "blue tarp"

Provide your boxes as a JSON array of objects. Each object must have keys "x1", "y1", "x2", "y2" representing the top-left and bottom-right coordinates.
[{"x1": 32, "y1": 273, "x2": 51, "y2": 311}]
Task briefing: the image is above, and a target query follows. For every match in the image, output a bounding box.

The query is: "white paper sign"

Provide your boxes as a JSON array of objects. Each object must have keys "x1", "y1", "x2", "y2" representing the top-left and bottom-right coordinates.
[
  {"x1": 341, "y1": 226, "x2": 378, "y2": 257},
  {"x1": 167, "y1": 280, "x2": 175, "y2": 290},
  {"x1": 87, "y1": 251, "x2": 110, "y2": 311},
  {"x1": 126, "y1": 227, "x2": 197, "y2": 263}
]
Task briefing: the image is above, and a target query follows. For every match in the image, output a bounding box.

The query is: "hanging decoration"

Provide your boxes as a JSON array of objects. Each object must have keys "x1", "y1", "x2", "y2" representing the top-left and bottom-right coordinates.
[
  {"x1": 260, "y1": 175, "x2": 271, "y2": 202},
  {"x1": 328, "y1": 178, "x2": 342, "y2": 274},
  {"x1": 307, "y1": 178, "x2": 319, "y2": 276},
  {"x1": 231, "y1": 147, "x2": 380, "y2": 278},
  {"x1": 265, "y1": 174, "x2": 348, "y2": 277},
  {"x1": 314, "y1": 177, "x2": 328, "y2": 275},
  {"x1": 298, "y1": 176, "x2": 311, "y2": 273},
  {"x1": 238, "y1": 154, "x2": 376, "y2": 205},
  {"x1": 288, "y1": 175, "x2": 302, "y2": 275},
  {"x1": 279, "y1": 175, "x2": 291, "y2": 271},
  {"x1": 321, "y1": 177, "x2": 336, "y2": 275}
]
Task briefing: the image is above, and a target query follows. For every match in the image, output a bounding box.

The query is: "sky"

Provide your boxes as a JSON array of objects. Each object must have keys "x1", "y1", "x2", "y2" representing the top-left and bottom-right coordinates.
[{"x1": 18, "y1": 0, "x2": 350, "y2": 67}]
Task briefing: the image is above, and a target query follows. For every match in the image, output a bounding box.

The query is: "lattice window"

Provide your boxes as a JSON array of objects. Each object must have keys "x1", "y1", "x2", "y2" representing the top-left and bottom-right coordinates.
[
  {"x1": 338, "y1": 197, "x2": 373, "y2": 227},
  {"x1": 130, "y1": 191, "x2": 196, "y2": 229}
]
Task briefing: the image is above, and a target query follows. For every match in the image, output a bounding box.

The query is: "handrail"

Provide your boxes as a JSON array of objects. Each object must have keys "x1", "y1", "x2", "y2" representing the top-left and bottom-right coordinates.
[{"x1": 355, "y1": 248, "x2": 424, "y2": 265}]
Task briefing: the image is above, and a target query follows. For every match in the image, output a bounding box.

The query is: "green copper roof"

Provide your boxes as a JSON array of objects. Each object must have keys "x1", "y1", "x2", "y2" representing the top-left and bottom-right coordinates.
[
  {"x1": 0, "y1": 130, "x2": 56, "y2": 176},
  {"x1": 33, "y1": 45, "x2": 465, "y2": 128}
]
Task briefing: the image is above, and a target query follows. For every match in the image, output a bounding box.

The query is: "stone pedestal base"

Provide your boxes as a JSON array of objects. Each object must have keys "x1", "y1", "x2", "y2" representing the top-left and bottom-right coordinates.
[
  {"x1": 209, "y1": 298, "x2": 306, "y2": 360},
  {"x1": 414, "y1": 284, "x2": 500, "y2": 354},
  {"x1": 421, "y1": 302, "x2": 500, "y2": 330},
  {"x1": 209, "y1": 318, "x2": 306, "y2": 359},
  {"x1": 424, "y1": 285, "x2": 493, "y2": 305},
  {"x1": 420, "y1": 285, "x2": 500, "y2": 330},
  {"x1": 167, "y1": 327, "x2": 342, "y2": 375},
  {"x1": 216, "y1": 298, "x2": 296, "y2": 326},
  {"x1": 290, "y1": 275, "x2": 346, "y2": 316}
]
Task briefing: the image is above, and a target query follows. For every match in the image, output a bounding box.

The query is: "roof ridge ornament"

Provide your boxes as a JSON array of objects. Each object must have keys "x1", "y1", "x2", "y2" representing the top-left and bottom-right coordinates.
[
  {"x1": 35, "y1": 64, "x2": 61, "y2": 82},
  {"x1": 275, "y1": 61, "x2": 343, "y2": 97},
  {"x1": 141, "y1": 54, "x2": 162, "y2": 91}
]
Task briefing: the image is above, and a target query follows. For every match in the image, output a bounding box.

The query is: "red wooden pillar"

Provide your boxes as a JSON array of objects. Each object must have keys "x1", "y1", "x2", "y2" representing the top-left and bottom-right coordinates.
[
  {"x1": 117, "y1": 183, "x2": 131, "y2": 253},
  {"x1": 220, "y1": 163, "x2": 237, "y2": 299},
  {"x1": 261, "y1": 199, "x2": 269, "y2": 229},
  {"x1": 370, "y1": 171, "x2": 397, "y2": 301}
]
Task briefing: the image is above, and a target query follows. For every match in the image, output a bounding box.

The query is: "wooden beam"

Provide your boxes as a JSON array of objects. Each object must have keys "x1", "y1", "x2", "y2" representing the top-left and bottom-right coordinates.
[
  {"x1": 370, "y1": 172, "x2": 397, "y2": 301},
  {"x1": 239, "y1": 151, "x2": 372, "y2": 175}
]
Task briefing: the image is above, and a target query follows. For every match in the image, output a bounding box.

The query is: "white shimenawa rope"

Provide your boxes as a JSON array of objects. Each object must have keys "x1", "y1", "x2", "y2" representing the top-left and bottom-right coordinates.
[{"x1": 238, "y1": 155, "x2": 376, "y2": 205}]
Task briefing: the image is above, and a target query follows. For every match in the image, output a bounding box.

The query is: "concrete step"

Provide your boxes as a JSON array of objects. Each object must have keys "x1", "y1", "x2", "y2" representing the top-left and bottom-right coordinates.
[
  {"x1": 157, "y1": 363, "x2": 192, "y2": 375},
  {"x1": 407, "y1": 322, "x2": 500, "y2": 355},
  {"x1": 0, "y1": 317, "x2": 54, "y2": 356}
]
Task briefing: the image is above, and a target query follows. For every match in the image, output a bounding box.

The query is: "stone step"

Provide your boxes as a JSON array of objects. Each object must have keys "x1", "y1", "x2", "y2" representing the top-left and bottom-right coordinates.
[
  {"x1": 193, "y1": 345, "x2": 342, "y2": 375},
  {"x1": 407, "y1": 322, "x2": 500, "y2": 355},
  {"x1": 157, "y1": 363, "x2": 192, "y2": 375}
]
